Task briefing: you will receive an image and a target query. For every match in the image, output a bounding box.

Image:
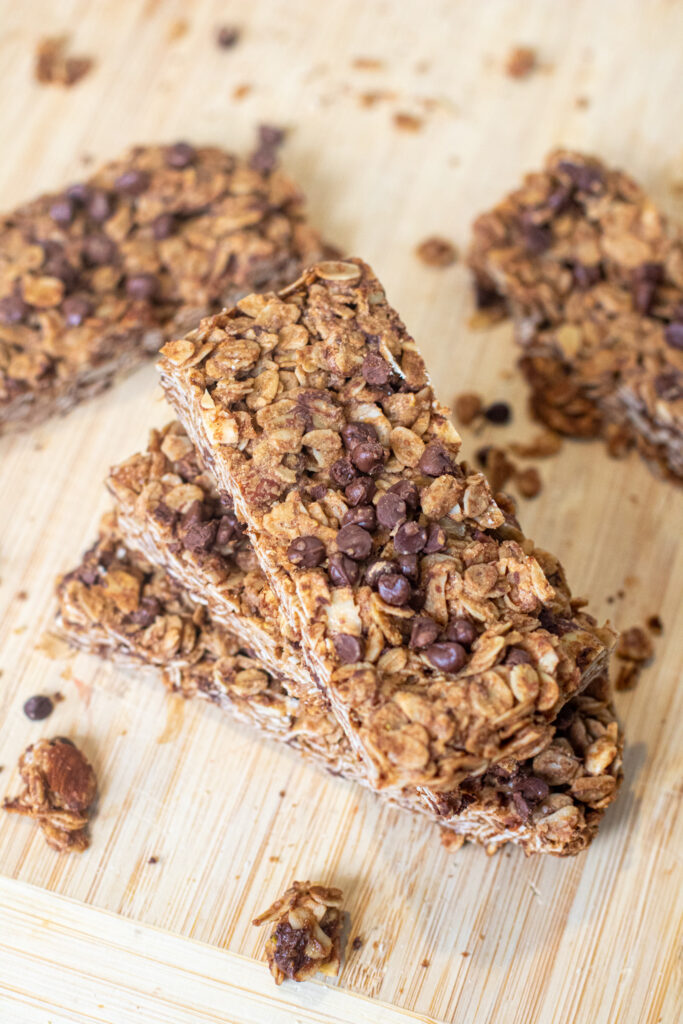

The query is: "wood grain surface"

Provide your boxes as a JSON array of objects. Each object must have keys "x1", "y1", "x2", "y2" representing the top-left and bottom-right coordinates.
[{"x1": 0, "y1": 2, "x2": 681, "y2": 1022}]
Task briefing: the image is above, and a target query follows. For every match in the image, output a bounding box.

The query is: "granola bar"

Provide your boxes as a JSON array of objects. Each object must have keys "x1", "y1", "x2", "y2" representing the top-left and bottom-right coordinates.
[
  {"x1": 56, "y1": 523, "x2": 622, "y2": 856},
  {"x1": 468, "y1": 150, "x2": 683, "y2": 480},
  {"x1": 158, "y1": 258, "x2": 614, "y2": 792},
  {"x1": 0, "y1": 141, "x2": 329, "y2": 432},
  {"x1": 252, "y1": 881, "x2": 344, "y2": 985}
]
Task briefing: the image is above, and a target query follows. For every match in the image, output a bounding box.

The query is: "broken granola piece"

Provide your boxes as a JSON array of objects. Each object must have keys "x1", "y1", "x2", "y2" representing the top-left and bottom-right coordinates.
[
  {"x1": 253, "y1": 881, "x2": 344, "y2": 985},
  {"x1": 158, "y1": 258, "x2": 614, "y2": 793},
  {"x1": 468, "y1": 150, "x2": 683, "y2": 481},
  {"x1": 3, "y1": 737, "x2": 96, "y2": 852},
  {"x1": 454, "y1": 391, "x2": 483, "y2": 426}
]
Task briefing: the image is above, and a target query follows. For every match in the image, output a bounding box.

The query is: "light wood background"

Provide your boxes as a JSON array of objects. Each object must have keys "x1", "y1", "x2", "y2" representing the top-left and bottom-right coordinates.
[{"x1": 0, "y1": 2, "x2": 681, "y2": 1022}]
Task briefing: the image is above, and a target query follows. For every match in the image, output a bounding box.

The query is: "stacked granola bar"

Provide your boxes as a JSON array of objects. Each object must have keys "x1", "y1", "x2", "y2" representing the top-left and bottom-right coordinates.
[{"x1": 58, "y1": 257, "x2": 623, "y2": 856}]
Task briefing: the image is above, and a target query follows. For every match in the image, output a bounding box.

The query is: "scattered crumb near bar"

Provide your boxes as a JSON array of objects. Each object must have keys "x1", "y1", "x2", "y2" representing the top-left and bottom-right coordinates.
[
  {"x1": 421, "y1": 958, "x2": 430, "y2": 968},
  {"x1": 15, "y1": 590, "x2": 28, "y2": 601},
  {"x1": 268, "y1": 855, "x2": 280, "y2": 863},
  {"x1": 233, "y1": 83, "x2": 252, "y2": 101},
  {"x1": 454, "y1": 392, "x2": 483, "y2": 426},
  {"x1": 575, "y1": 95, "x2": 590, "y2": 109},
  {"x1": 351, "y1": 56, "x2": 384, "y2": 71},
  {"x1": 504, "y1": 46, "x2": 537, "y2": 79},
  {"x1": 278, "y1": 789, "x2": 286, "y2": 798},
  {"x1": 358, "y1": 89, "x2": 396, "y2": 108},
  {"x1": 615, "y1": 624, "x2": 656, "y2": 691},
  {"x1": 216, "y1": 25, "x2": 240, "y2": 49},
  {"x1": 646, "y1": 615, "x2": 663, "y2": 635},
  {"x1": 461, "y1": 951, "x2": 470, "y2": 957},
  {"x1": 148, "y1": 855, "x2": 159, "y2": 864},
  {"x1": 393, "y1": 112, "x2": 423, "y2": 132},
  {"x1": 166, "y1": 18, "x2": 188, "y2": 42},
  {"x1": 352, "y1": 936, "x2": 363, "y2": 950},
  {"x1": 35, "y1": 36, "x2": 94, "y2": 87},
  {"x1": 416, "y1": 237, "x2": 458, "y2": 267}
]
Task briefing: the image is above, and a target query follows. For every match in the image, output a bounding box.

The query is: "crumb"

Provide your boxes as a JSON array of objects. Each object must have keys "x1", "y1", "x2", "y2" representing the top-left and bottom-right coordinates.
[
  {"x1": 278, "y1": 789, "x2": 286, "y2": 798},
  {"x1": 35, "y1": 36, "x2": 94, "y2": 87},
  {"x1": 514, "y1": 465, "x2": 542, "y2": 498},
  {"x1": 352, "y1": 936, "x2": 363, "y2": 950},
  {"x1": 505, "y1": 46, "x2": 537, "y2": 79},
  {"x1": 454, "y1": 391, "x2": 483, "y2": 426},
  {"x1": 216, "y1": 25, "x2": 240, "y2": 48},
  {"x1": 616, "y1": 626, "x2": 654, "y2": 663},
  {"x1": 52, "y1": 691, "x2": 65, "y2": 704},
  {"x1": 416, "y1": 236, "x2": 458, "y2": 267},
  {"x1": 253, "y1": 881, "x2": 344, "y2": 985},
  {"x1": 575, "y1": 95, "x2": 590, "y2": 109},
  {"x1": 268, "y1": 855, "x2": 280, "y2": 862},
  {"x1": 478, "y1": 445, "x2": 515, "y2": 491},
  {"x1": 167, "y1": 18, "x2": 188, "y2": 42},
  {"x1": 13, "y1": 625, "x2": 27, "y2": 635},
  {"x1": 16, "y1": 590, "x2": 28, "y2": 601},
  {"x1": 461, "y1": 951, "x2": 470, "y2": 957},
  {"x1": 483, "y1": 401, "x2": 512, "y2": 425},
  {"x1": 358, "y1": 89, "x2": 396, "y2": 108},
  {"x1": 393, "y1": 112, "x2": 423, "y2": 132},
  {"x1": 421, "y1": 958, "x2": 430, "y2": 968},
  {"x1": 232, "y1": 83, "x2": 252, "y2": 101},
  {"x1": 440, "y1": 829, "x2": 465, "y2": 851},
  {"x1": 148, "y1": 855, "x2": 159, "y2": 864},
  {"x1": 509, "y1": 430, "x2": 562, "y2": 458},
  {"x1": 352, "y1": 57, "x2": 384, "y2": 71},
  {"x1": 646, "y1": 615, "x2": 663, "y2": 635}
]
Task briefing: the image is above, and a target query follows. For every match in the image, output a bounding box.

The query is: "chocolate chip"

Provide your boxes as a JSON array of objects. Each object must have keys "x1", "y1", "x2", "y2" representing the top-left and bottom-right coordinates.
[
  {"x1": 287, "y1": 535, "x2": 326, "y2": 568},
  {"x1": 183, "y1": 518, "x2": 219, "y2": 552},
  {"x1": 0, "y1": 294, "x2": 30, "y2": 324},
  {"x1": 62, "y1": 295, "x2": 92, "y2": 326},
  {"x1": 87, "y1": 189, "x2": 115, "y2": 222},
  {"x1": 83, "y1": 234, "x2": 116, "y2": 265},
  {"x1": 152, "y1": 213, "x2": 176, "y2": 240},
  {"x1": 328, "y1": 552, "x2": 360, "y2": 587},
  {"x1": 345, "y1": 476, "x2": 376, "y2": 506},
  {"x1": 129, "y1": 596, "x2": 162, "y2": 627},
  {"x1": 424, "y1": 523, "x2": 446, "y2": 553},
  {"x1": 66, "y1": 183, "x2": 93, "y2": 205},
  {"x1": 394, "y1": 521, "x2": 427, "y2": 554},
  {"x1": 23, "y1": 695, "x2": 54, "y2": 721},
  {"x1": 425, "y1": 642, "x2": 467, "y2": 672},
  {"x1": 216, "y1": 513, "x2": 240, "y2": 546},
  {"x1": 351, "y1": 440, "x2": 385, "y2": 475},
  {"x1": 664, "y1": 322, "x2": 683, "y2": 350},
  {"x1": 397, "y1": 553, "x2": 419, "y2": 581},
  {"x1": 115, "y1": 169, "x2": 151, "y2": 195},
  {"x1": 546, "y1": 184, "x2": 574, "y2": 214},
  {"x1": 217, "y1": 25, "x2": 240, "y2": 48},
  {"x1": 342, "y1": 505, "x2": 376, "y2": 531},
  {"x1": 50, "y1": 197, "x2": 75, "y2": 225},
  {"x1": 483, "y1": 401, "x2": 511, "y2": 425},
  {"x1": 377, "y1": 573, "x2": 412, "y2": 606},
  {"x1": 383, "y1": 482, "x2": 416, "y2": 514},
  {"x1": 557, "y1": 160, "x2": 604, "y2": 192},
  {"x1": 410, "y1": 616, "x2": 440, "y2": 649},
  {"x1": 365, "y1": 558, "x2": 400, "y2": 588},
  {"x1": 514, "y1": 776, "x2": 549, "y2": 804},
  {"x1": 443, "y1": 617, "x2": 476, "y2": 647},
  {"x1": 418, "y1": 441, "x2": 453, "y2": 477},
  {"x1": 572, "y1": 262, "x2": 602, "y2": 289},
  {"x1": 336, "y1": 524, "x2": 373, "y2": 560},
  {"x1": 42, "y1": 250, "x2": 78, "y2": 288},
  {"x1": 362, "y1": 352, "x2": 392, "y2": 385},
  {"x1": 376, "y1": 492, "x2": 407, "y2": 529},
  {"x1": 249, "y1": 124, "x2": 285, "y2": 174},
  {"x1": 505, "y1": 646, "x2": 532, "y2": 666},
  {"x1": 330, "y1": 458, "x2": 357, "y2": 487},
  {"x1": 333, "y1": 633, "x2": 364, "y2": 664},
  {"x1": 342, "y1": 422, "x2": 377, "y2": 449},
  {"x1": 474, "y1": 281, "x2": 503, "y2": 309},
  {"x1": 631, "y1": 262, "x2": 663, "y2": 315},
  {"x1": 126, "y1": 273, "x2": 159, "y2": 301},
  {"x1": 166, "y1": 142, "x2": 196, "y2": 168},
  {"x1": 521, "y1": 222, "x2": 552, "y2": 254},
  {"x1": 309, "y1": 484, "x2": 327, "y2": 500}
]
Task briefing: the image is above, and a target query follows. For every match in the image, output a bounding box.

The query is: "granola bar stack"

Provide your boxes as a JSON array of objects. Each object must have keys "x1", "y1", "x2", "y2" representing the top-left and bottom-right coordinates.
[{"x1": 58, "y1": 257, "x2": 624, "y2": 856}]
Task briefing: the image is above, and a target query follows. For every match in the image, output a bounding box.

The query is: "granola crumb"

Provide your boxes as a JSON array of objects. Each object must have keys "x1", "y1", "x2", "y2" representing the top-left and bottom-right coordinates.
[
  {"x1": 393, "y1": 112, "x2": 423, "y2": 132},
  {"x1": 615, "y1": 625, "x2": 655, "y2": 691},
  {"x1": 646, "y1": 615, "x2": 663, "y2": 635},
  {"x1": 233, "y1": 83, "x2": 252, "y2": 101},
  {"x1": 505, "y1": 46, "x2": 537, "y2": 79},
  {"x1": 167, "y1": 18, "x2": 188, "y2": 42},
  {"x1": 352, "y1": 936, "x2": 363, "y2": 950},
  {"x1": 509, "y1": 430, "x2": 562, "y2": 458},
  {"x1": 358, "y1": 89, "x2": 396, "y2": 108},
  {"x1": 148, "y1": 855, "x2": 159, "y2": 864},
  {"x1": 461, "y1": 951, "x2": 470, "y2": 957},
  {"x1": 416, "y1": 237, "x2": 458, "y2": 268},
  {"x1": 278, "y1": 789, "x2": 286, "y2": 798},
  {"x1": 421, "y1": 958, "x2": 430, "y2": 967},
  {"x1": 454, "y1": 391, "x2": 483, "y2": 426},
  {"x1": 216, "y1": 25, "x2": 240, "y2": 48},
  {"x1": 514, "y1": 466, "x2": 542, "y2": 499},
  {"x1": 35, "y1": 36, "x2": 94, "y2": 87},
  {"x1": 16, "y1": 590, "x2": 28, "y2": 601},
  {"x1": 253, "y1": 881, "x2": 344, "y2": 985},
  {"x1": 352, "y1": 57, "x2": 384, "y2": 71}
]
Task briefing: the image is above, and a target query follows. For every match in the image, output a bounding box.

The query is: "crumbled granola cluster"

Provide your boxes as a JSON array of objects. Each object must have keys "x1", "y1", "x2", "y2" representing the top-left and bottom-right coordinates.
[
  {"x1": 467, "y1": 150, "x2": 683, "y2": 481},
  {"x1": 253, "y1": 881, "x2": 344, "y2": 985},
  {"x1": 158, "y1": 258, "x2": 614, "y2": 792},
  {"x1": 3, "y1": 738, "x2": 97, "y2": 852}
]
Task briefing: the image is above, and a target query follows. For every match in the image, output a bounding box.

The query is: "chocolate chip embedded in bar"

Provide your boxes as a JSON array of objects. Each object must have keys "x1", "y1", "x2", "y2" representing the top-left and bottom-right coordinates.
[
  {"x1": 467, "y1": 150, "x2": 683, "y2": 481},
  {"x1": 158, "y1": 258, "x2": 615, "y2": 792},
  {"x1": 55, "y1": 521, "x2": 623, "y2": 856},
  {"x1": 0, "y1": 141, "x2": 330, "y2": 433}
]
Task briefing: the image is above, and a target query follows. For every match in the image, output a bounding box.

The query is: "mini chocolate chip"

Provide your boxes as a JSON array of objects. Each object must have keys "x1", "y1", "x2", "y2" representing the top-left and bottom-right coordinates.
[
  {"x1": 83, "y1": 234, "x2": 116, "y2": 265},
  {"x1": 388, "y1": 479, "x2": 420, "y2": 510},
  {"x1": 483, "y1": 401, "x2": 511, "y2": 425},
  {"x1": 23, "y1": 695, "x2": 54, "y2": 721},
  {"x1": 410, "y1": 590, "x2": 426, "y2": 611},
  {"x1": 557, "y1": 160, "x2": 604, "y2": 192},
  {"x1": 126, "y1": 273, "x2": 159, "y2": 301},
  {"x1": 216, "y1": 514, "x2": 240, "y2": 546},
  {"x1": 341, "y1": 422, "x2": 377, "y2": 449},
  {"x1": 336, "y1": 524, "x2": 373, "y2": 560},
  {"x1": 377, "y1": 573, "x2": 412, "y2": 606},
  {"x1": 444, "y1": 617, "x2": 476, "y2": 647},
  {"x1": 217, "y1": 25, "x2": 240, "y2": 48},
  {"x1": 66, "y1": 183, "x2": 92, "y2": 205},
  {"x1": 362, "y1": 352, "x2": 392, "y2": 385},
  {"x1": 410, "y1": 616, "x2": 440, "y2": 649},
  {"x1": 0, "y1": 295, "x2": 30, "y2": 324},
  {"x1": 42, "y1": 252, "x2": 78, "y2": 288},
  {"x1": 572, "y1": 262, "x2": 602, "y2": 289},
  {"x1": 425, "y1": 642, "x2": 467, "y2": 672},
  {"x1": 345, "y1": 476, "x2": 376, "y2": 506},
  {"x1": 342, "y1": 505, "x2": 376, "y2": 531},
  {"x1": 166, "y1": 142, "x2": 196, "y2": 168},
  {"x1": 183, "y1": 518, "x2": 219, "y2": 552},
  {"x1": 351, "y1": 440, "x2": 385, "y2": 474},
  {"x1": 129, "y1": 596, "x2": 162, "y2": 627},
  {"x1": 50, "y1": 197, "x2": 75, "y2": 225},
  {"x1": 328, "y1": 552, "x2": 360, "y2": 587},
  {"x1": 115, "y1": 169, "x2": 151, "y2": 195},
  {"x1": 330, "y1": 457, "x2": 357, "y2": 487},
  {"x1": 664, "y1": 322, "x2": 683, "y2": 350},
  {"x1": 505, "y1": 646, "x2": 532, "y2": 666},
  {"x1": 61, "y1": 295, "x2": 93, "y2": 326},
  {"x1": 513, "y1": 776, "x2": 550, "y2": 804},
  {"x1": 511, "y1": 791, "x2": 531, "y2": 821},
  {"x1": 333, "y1": 633, "x2": 364, "y2": 663},
  {"x1": 424, "y1": 523, "x2": 446, "y2": 553},
  {"x1": 152, "y1": 213, "x2": 176, "y2": 240},
  {"x1": 287, "y1": 535, "x2": 326, "y2": 568},
  {"x1": 521, "y1": 223, "x2": 552, "y2": 254},
  {"x1": 376, "y1": 492, "x2": 407, "y2": 529},
  {"x1": 394, "y1": 521, "x2": 427, "y2": 554},
  {"x1": 365, "y1": 558, "x2": 400, "y2": 588},
  {"x1": 474, "y1": 280, "x2": 503, "y2": 309},
  {"x1": 397, "y1": 553, "x2": 419, "y2": 581},
  {"x1": 87, "y1": 189, "x2": 114, "y2": 222},
  {"x1": 418, "y1": 441, "x2": 453, "y2": 477}
]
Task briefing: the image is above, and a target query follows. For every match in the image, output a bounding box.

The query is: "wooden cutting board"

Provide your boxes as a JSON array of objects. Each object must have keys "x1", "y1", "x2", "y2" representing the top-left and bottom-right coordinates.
[{"x1": 0, "y1": 2, "x2": 681, "y2": 1022}]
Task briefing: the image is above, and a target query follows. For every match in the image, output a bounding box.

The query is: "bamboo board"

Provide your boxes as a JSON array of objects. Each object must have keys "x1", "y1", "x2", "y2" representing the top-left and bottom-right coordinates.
[{"x1": 0, "y1": 2, "x2": 682, "y2": 1022}]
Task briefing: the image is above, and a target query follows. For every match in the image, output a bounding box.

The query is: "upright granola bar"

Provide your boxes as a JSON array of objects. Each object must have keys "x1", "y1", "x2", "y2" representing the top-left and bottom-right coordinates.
[
  {"x1": 56, "y1": 521, "x2": 623, "y2": 856},
  {"x1": 158, "y1": 258, "x2": 614, "y2": 792},
  {"x1": 468, "y1": 150, "x2": 683, "y2": 480},
  {"x1": 0, "y1": 141, "x2": 328, "y2": 432}
]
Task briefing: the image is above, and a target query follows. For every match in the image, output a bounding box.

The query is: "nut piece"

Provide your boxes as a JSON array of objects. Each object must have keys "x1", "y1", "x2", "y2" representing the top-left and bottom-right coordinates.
[
  {"x1": 3, "y1": 738, "x2": 97, "y2": 852},
  {"x1": 253, "y1": 880, "x2": 344, "y2": 985}
]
